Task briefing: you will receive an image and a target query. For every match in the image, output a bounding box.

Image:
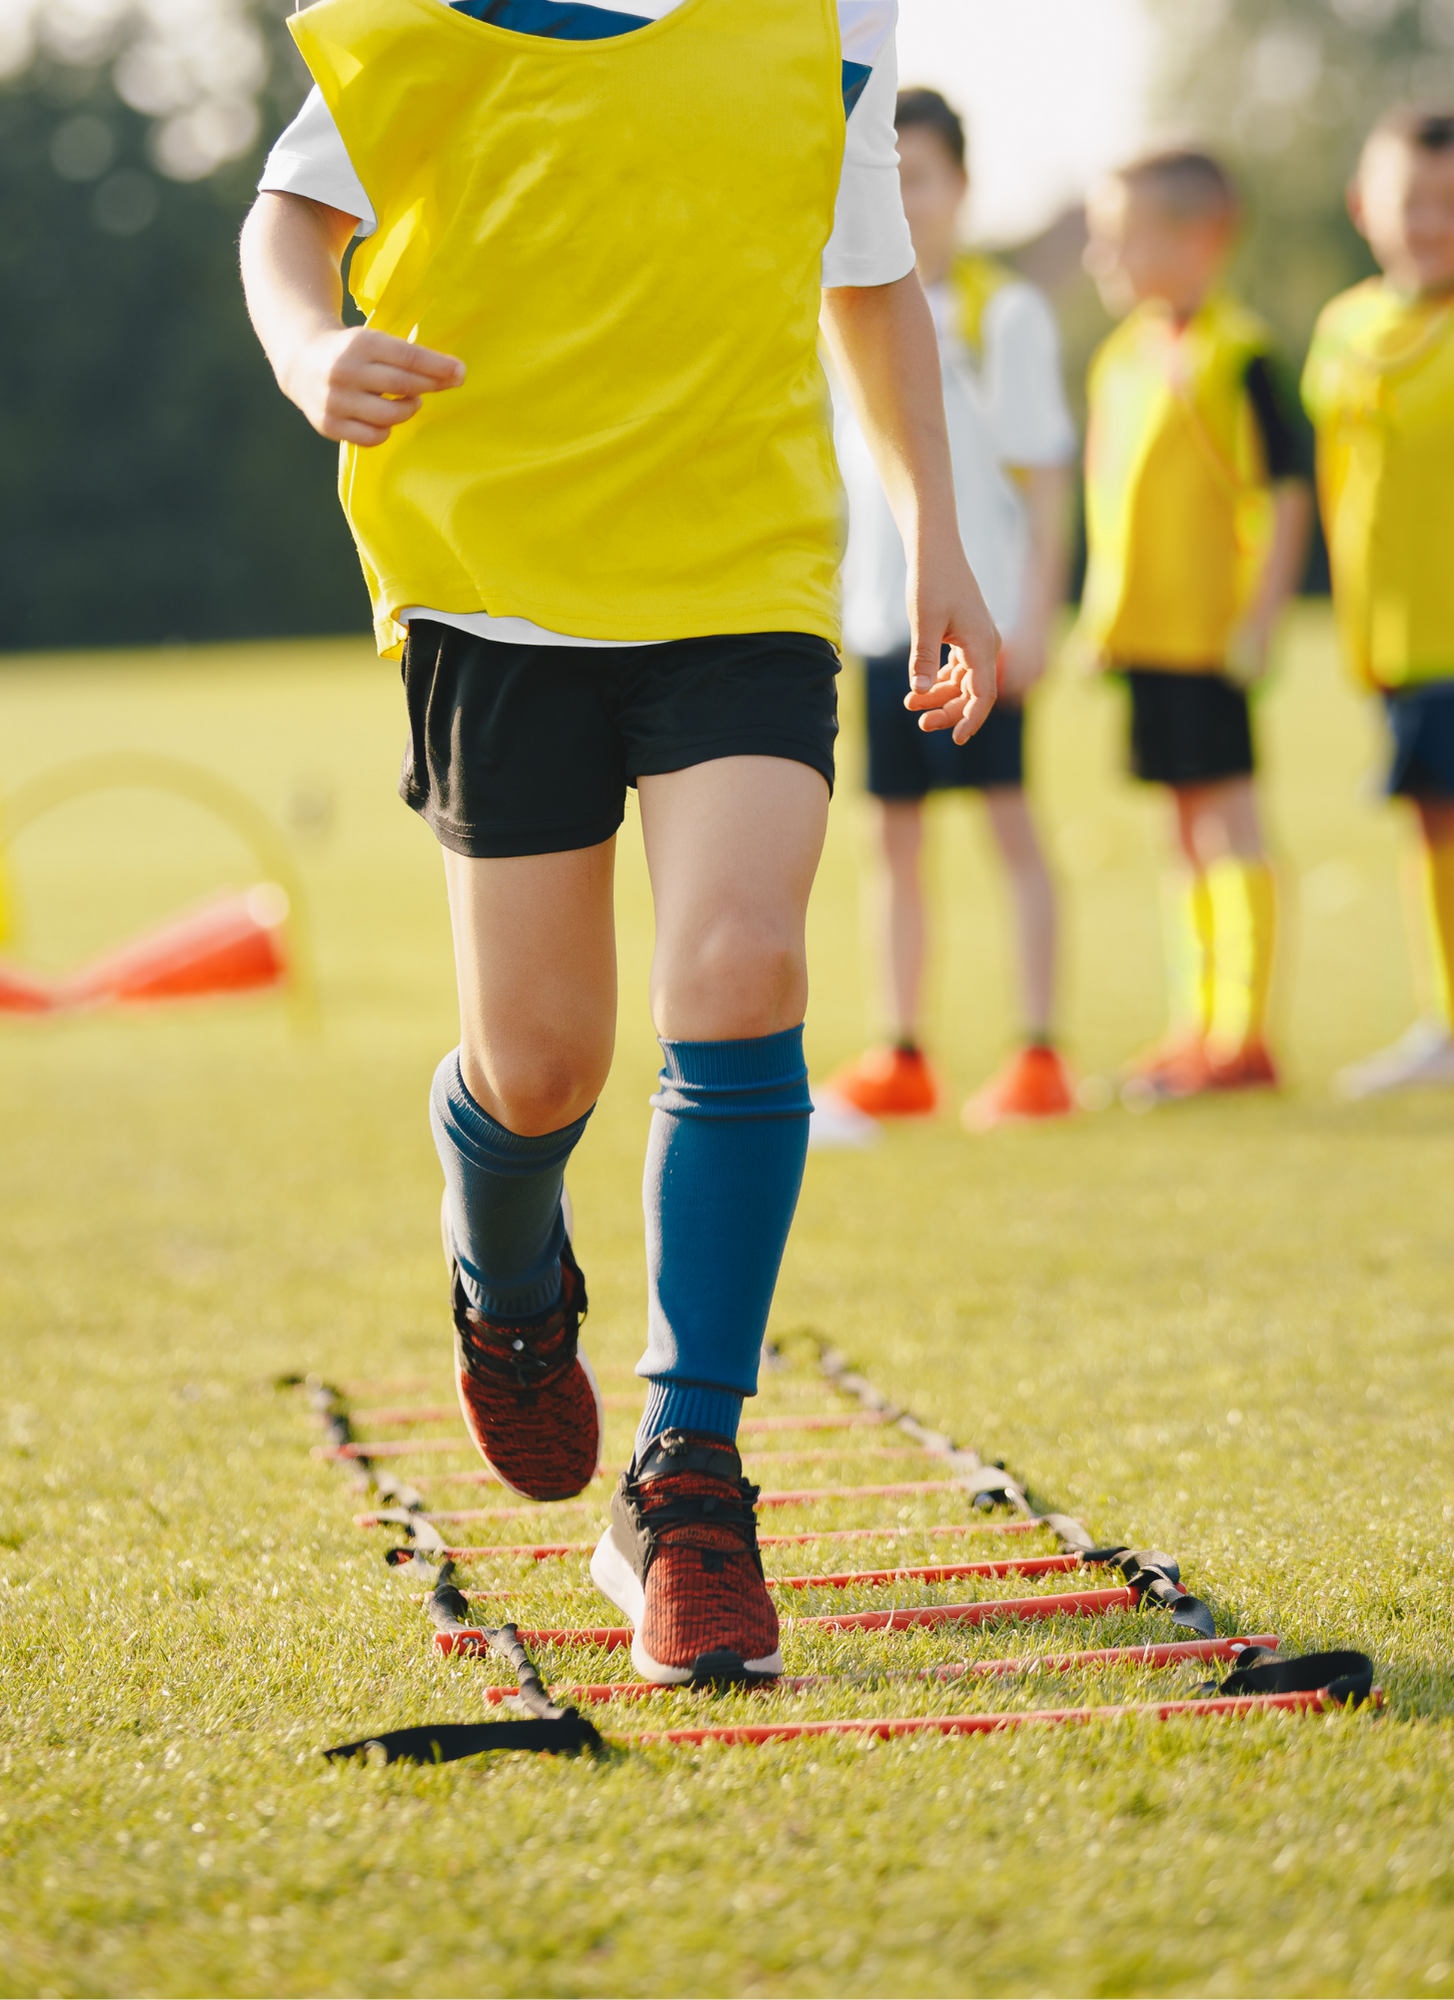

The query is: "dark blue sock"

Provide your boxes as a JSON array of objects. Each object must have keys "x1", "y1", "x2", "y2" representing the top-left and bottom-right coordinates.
[
  {"x1": 429, "y1": 1050, "x2": 591, "y2": 1319},
  {"x1": 634, "y1": 1026, "x2": 811, "y2": 1458}
]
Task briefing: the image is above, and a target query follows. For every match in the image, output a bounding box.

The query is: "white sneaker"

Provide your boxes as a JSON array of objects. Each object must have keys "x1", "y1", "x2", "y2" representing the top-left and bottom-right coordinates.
[
  {"x1": 1334, "y1": 1021, "x2": 1454, "y2": 1099},
  {"x1": 806, "y1": 1087, "x2": 881, "y2": 1150}
]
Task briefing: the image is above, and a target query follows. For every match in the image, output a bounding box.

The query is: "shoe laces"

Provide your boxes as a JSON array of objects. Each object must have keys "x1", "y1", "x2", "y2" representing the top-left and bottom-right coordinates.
[{"x1": 455, "y1": 1246, "x2": 587, "y2": 1392}]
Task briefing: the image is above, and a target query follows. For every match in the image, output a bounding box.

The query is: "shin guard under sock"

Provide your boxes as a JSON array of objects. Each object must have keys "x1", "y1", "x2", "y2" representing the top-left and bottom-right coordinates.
[
  {"x1": 635, "y1": 1026, "x2": 812, "y2": 1451},
  {"x1": 429, "y1": 1050, "x2": 591, "y2": 1318}
]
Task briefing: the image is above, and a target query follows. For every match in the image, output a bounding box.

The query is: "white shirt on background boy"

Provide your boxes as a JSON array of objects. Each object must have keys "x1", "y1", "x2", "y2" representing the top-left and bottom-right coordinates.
[{"x1": 836, "y1": 273, "x2": 1076, "y2": 660}]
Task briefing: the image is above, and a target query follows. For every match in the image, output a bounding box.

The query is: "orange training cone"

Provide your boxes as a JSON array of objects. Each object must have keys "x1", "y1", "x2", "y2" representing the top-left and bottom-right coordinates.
[
  {"x1": 55, "y1": 883, "x2": 290, "y2": 1010},
  {"x1": 0, "y1": 962, "x2": 56, "y2": 1014}
]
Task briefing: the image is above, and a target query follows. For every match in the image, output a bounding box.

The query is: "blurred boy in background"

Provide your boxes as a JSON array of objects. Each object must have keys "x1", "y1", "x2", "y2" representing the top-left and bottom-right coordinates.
[
  {"x1": 828, "y1": 88, "x2": 1077, "y2": 1131},
  {"x1": 1304, "y1": 108, "x2": 1454, "y2": 1097},
  {"x1": 1082, "y1": 152, "x2": 1313, "y2": 1101}
]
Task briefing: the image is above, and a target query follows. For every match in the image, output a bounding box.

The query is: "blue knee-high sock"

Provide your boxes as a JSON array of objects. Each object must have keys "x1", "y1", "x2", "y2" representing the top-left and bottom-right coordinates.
[
  {"x1": 635, "y1": 1026, "x2": 811, "y2": 1457},
  {"x1": 429, "y1": 1051, "x2": 591, "y2": 1318}
]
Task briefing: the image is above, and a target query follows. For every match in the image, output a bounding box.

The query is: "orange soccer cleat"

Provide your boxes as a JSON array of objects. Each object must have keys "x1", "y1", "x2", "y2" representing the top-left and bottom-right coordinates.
[
  {"x1": 1120, "y1": 1033, "x2": 1214, "y2": 1105},
  {"x1": 825, "y1": 1043, "x2": 940, "y2": 1118},
  {"x1": 1206, "y1": 1037, "x2": 1280, "y2": 1092},
  {"x1": 963, "y1": 1041, "x2": 1077, "y2": 1131}
]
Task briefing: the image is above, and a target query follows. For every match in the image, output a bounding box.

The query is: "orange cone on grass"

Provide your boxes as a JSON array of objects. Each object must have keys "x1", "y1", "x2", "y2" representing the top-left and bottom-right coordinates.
[
  {"x1": 55, "y1": 883, "x2": 290, "y2": 1009},
  {"x1": 0, "y1": 962, "x2": 56, "y2": 1014}
]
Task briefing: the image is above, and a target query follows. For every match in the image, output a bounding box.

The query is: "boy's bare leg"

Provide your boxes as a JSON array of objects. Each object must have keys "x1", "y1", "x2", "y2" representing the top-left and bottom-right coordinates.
[
  {"x1": 984, "y1": 786, "x2": 1056, "y2": 1039},
  {"x1": 638, "y1": 757, "x2": 829, "y2": 1040},
  {"x1": 1171, "y1": 776, "x2": 1264, "y2": 867},
  {"x1": 873, "y1": 799, "x2": 927, "y2": 1042},
  {"x1": 430, "y1": 840, "x2": 617, "y2": 1503},
  {"x1": 1414, "y1": 798, "x2": 1454, "y2": 1031},
  {"x1": 1336, "y1": 796, "x2": 1454, "y2": 1095},
  {"x1": 443, "y1": 841, "x2": 619, "y2": 1135}
]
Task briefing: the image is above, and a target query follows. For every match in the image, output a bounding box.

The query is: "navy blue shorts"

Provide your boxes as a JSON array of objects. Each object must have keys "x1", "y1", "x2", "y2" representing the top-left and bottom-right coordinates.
[
  {"x1": 1385, "y1": 680, "x2": 1454, "y2": 800},
  {"x1": 864, "y1": 649, "x2": 1024, "y2": 799}
]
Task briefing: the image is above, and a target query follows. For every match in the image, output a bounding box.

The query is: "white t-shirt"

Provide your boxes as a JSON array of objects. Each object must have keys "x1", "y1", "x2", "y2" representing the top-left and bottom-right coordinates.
[
  {"x1": 259, "y1": 0, "x2": 915, "y2": 649},
  {"x1": 836, "y1": 274, "x2": 1077, "y2": 660}
]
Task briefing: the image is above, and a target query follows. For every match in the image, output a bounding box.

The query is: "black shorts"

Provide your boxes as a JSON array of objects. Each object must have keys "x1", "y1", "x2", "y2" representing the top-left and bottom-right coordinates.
[
  {"x1": 1122, "y1": 667, "x2": 1256, "y2": 788},
  {"x1": 1385, "y1": 680, "x2": 1454, "y2": 800},
  {"x1": 400, "y1": 623, "x2": 840, "y2": 858},
  {"x1": 864, "y1": 648, "x2": 1024, "y2": 798}
]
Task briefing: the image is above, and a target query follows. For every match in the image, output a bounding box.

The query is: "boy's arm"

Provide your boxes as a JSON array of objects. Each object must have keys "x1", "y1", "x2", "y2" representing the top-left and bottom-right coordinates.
[
  {"x1": 822, "y1": 275, "x2": 1001, "y2": 745},
  {"x1": 1227, "y1": 481, "x2": 1314, "y2": 684},
  {"x1": 1227, "y1": 351, "x2": 1315, "y2": 683},
  {"x1": 239, "y1": 191, "x2": 464, "y2": 445},
  {"x1": 998, "y1": 462, "x2": 1073, "y2": 701}
]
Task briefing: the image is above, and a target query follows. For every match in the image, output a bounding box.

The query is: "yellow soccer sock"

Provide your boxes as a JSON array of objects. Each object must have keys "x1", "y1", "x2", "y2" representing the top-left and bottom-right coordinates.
[
  {"x1": 1206, "y1": 858, "x2": 1277, "y2": 1055},
  {"x1": 1424, "y1": 840, "x2": 1454, "y2": 1028},
  {"x1": 1162, "y1": 871, "x2": 1215, "y2": 1038}
]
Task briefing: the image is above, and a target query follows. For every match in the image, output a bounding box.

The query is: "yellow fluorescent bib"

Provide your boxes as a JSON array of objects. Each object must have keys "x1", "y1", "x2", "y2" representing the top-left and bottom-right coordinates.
[
  {"x1": 1080, "y1": 297, "x2": 1276, "y2": 671},
  {"x1": 951, "y1": 253, "x2": 1013, "y2": 359},
  {"x1": 1303, "y1": 279, "x2": 1454, "y2": 691},
  {"x1": 289, "y1": 0, "x2": 845, "y2": 655}
]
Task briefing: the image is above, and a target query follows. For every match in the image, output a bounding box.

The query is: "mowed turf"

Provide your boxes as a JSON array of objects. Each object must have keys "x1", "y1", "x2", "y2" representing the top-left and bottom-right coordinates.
[{"x1": 0, "y1": 608, "x2": 1451, "y2": 2000}]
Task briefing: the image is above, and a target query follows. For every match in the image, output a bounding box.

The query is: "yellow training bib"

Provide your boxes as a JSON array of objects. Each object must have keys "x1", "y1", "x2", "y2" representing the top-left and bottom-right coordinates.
[
  {"x1": 290, "y1": 0, "x2": 846, "y2": 655},
  {"x1": 950, "y1": 253, "x2": 1013, "y2": 360},
  {"x1": 1303, "y1": 278, "x2": 1454, "y2": 691},
  {"x1": 1080, "y1": 296, "x2": 1276, "y2": 671}
]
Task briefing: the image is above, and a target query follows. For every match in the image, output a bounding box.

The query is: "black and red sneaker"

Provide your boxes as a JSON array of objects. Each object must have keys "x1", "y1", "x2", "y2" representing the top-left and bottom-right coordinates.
[
  {"x1": 451, "y1": 1235, "x2": 602, "y2": 1503},
  {"x1": 589, "y1": 1430, "x2": 782, "y2": 1684}
]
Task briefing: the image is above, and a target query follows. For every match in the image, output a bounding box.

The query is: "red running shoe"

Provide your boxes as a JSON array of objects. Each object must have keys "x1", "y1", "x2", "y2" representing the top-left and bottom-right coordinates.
[
  {"x1": 451, "y1": 1238, "x2": 602, "y2": 1502},
  {"x1": 589, "y1": 1431, "x2": 783, "y2": 1684},
  {"x1": 825, "y1": 1044, "x2": 940, "y2": 1117}
]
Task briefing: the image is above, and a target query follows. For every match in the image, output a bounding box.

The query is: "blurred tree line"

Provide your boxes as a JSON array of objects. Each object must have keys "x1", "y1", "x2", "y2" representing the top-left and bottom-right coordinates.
[
  {"x1": 2, "y1": 0, "x2": 1453, "y2": 652},
  {"x1": 0, "y1": 0, "x2": 362, "y2": 651}
]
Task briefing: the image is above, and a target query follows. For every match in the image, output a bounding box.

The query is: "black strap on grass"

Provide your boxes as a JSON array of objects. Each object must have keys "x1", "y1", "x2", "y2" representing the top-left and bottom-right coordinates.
[
  {"x1": 324, "y1": 1714, "x2": 602, "y2": 1765},
  {"x1": 1213, "y1": 1649, "x2": 1375, "y2": 1706},
  {"x1": 322, "y1": 1568, "x2": 605, "y2": 1765},
  {"x1": 1081, "y1": 1546, "x2": 1217, "y2": 1640}
]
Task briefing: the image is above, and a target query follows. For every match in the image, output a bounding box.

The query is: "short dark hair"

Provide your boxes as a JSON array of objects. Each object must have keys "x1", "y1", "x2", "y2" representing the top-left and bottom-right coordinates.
[
  {"x1": 1367, "y1": 104, "x2": 1454, "y2": 154},
  {"x1": 1113, "y1": 148, "x2": 1240, "y2": 222},
  {"x1": 895, "y1": 88, "x2": 967, "y2": 171}
]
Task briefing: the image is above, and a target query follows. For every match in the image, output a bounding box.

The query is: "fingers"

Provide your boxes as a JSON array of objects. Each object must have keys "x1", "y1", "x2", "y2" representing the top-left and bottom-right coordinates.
[
  {"x1": 907, "y1": 641, "x2": 943, "y2": 695},
  {"x1": 352, "y1": 330, "x2": 466, "y2": 390},
  {"x1": 319, "y1": 391, "x2": 424, "y2": 445},
  {"x1": 950, "y1": 645, "x2": 1000, "y2": 745}
]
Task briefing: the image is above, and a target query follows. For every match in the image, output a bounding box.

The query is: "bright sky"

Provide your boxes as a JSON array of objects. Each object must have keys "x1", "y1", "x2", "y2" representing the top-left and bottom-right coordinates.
[{"x1": 893, "y1": 0, "x2": 1156, "y2": 244}]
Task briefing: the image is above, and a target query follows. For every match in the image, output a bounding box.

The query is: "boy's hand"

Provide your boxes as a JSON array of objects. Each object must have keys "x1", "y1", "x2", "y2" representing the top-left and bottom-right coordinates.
[
  {"x1": 1225, "y1": 611, "x2": 1275, "y2": 687},
  {"x1": 903, "y1": 549, "x2": 1002, "y2": 746},
  {"x1": 283, "y1": 327, "x2": 466, "y2": 446}
]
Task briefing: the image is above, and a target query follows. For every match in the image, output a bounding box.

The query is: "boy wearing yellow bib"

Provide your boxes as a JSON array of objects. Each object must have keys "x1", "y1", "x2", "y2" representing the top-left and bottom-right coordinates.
[
  {"x1": 239, "y1": 0, "x2": 1000, "y2": 1685},
  {"x1": 1304, "y1": 107, "x2": 1454, "y2": 1098},
  {"x1": 1082, "y1": 152, "x2": 1313, "y2": 1101}
]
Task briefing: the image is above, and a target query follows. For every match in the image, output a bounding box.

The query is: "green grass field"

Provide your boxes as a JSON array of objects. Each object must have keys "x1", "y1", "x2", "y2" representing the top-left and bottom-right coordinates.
[{"x1": 1, "y1": 607, "x2": 1451, "y2": 2000}]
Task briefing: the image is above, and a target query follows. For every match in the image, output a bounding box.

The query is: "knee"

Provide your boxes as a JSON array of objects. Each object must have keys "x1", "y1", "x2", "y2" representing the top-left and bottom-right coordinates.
[
  {"x1": 656, "y1": 914, "x2": 806, "y2": 1041},
  {"x1": 459, "y1": 1040, "x2": 608, "y2": 1137}
]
